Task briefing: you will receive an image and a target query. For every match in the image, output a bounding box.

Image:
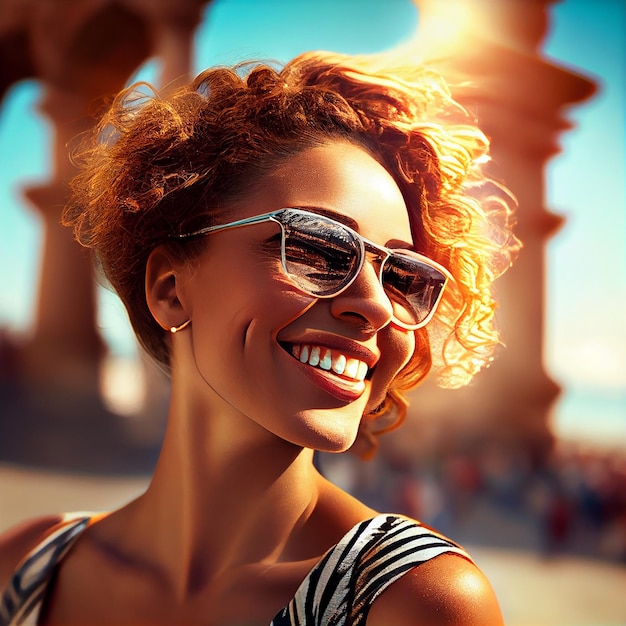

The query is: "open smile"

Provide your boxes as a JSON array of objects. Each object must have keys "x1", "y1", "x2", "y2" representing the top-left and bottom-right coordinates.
[
  {"x1": 289, "y1": 343, "x2": 370, "y2": 382},
  {"x1": 277, "y1": 335, "x2": 379, "y2": 402},
  {"x1": 278, "y1": 342, "x2": 368, "y2": 402}
]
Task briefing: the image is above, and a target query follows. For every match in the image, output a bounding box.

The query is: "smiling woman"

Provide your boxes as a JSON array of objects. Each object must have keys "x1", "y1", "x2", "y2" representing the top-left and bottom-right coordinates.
[{"x1": 0, "y1": 52, "x2": 518, "y2": 625}]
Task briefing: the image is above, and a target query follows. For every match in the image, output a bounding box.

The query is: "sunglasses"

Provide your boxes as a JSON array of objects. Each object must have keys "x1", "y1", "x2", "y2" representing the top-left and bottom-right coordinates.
[{"x1": 177, "y1": 208, "x2": 452, "y2": 330}]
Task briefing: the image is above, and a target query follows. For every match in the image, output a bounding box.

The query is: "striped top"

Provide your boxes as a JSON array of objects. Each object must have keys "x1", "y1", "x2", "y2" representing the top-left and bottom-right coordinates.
[{"x1": 1, "y1": 513, "x2": 471, "y2": 625}]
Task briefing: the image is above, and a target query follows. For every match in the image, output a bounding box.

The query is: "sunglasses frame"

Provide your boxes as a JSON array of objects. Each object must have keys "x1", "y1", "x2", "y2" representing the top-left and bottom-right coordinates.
[{"x1": 176, "y1": 208, "x2": 452, "y2": 330}]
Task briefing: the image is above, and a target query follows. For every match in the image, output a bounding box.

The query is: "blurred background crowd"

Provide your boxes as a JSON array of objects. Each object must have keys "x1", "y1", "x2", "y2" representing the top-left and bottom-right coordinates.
[{"x1": 322, "y1": 439, "x2": 626, "y2": 563}]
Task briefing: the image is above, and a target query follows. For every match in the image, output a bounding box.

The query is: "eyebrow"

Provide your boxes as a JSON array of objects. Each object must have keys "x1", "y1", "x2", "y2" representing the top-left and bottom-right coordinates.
[
  {"x1": 295, "y1": 205, "x2": 360, "y2": 230},
  {"x1": 295, "y1": 205, "x2": 414, "y2": 250}
]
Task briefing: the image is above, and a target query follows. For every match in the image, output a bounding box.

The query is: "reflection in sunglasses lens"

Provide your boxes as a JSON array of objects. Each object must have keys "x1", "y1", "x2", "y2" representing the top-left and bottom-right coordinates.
[
  {"x1": 276, "y1": 210, "x2": 447, "y2": 328},
  {"x1": 283, "y1": 220, "x2": 361, "y2": 296}
]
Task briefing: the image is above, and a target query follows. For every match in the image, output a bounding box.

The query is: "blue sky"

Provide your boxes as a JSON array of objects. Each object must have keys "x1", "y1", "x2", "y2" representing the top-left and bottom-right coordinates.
[
  {"x1": 0, "y1": 0, "x2": 624, "y2": 446},
  {"x1": 542, "y1": 0, "x2": 625, "y2": 443}
]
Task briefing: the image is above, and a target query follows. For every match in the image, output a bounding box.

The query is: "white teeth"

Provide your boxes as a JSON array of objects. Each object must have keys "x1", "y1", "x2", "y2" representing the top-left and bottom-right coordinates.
[
  {"x1": 320, "y1": 349, "x2": 332, "y2": 371},
  {"x1": 299, "y1": 345, "x2": 309, "y2": 364},
  {"x1": 309, "y1": 346, "x2": 320, "y2": 367},
  {"x1": 357, "y1": 361, "x2": 368, "y2": 381},
  {"x1": 344, "y1": 358, "x2": 359, "y2": 379},
  {"x1": 290, "y1": 344, "x2": 369, "y2": 382},
  {"x1": 332, "y1": 354, "x2": 347, "y2": 375}
]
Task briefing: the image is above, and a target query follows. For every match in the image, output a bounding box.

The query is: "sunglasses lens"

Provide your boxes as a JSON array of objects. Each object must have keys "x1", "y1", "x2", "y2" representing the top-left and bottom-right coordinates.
[
  {"x1": 281, "y1": 213, "x2": 361, "y2": 296},
  {"x1": 382, "y1": 252, "x2": 447, "y2": 327},
  {"x1": 276, "y1": 210, "x2": 447, "y2": 329}
]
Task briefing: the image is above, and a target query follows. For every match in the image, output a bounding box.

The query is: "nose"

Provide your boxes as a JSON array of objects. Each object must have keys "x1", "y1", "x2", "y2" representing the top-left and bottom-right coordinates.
[{"x1": 329, "y1": 256, "x2": 394, "y2": 332}]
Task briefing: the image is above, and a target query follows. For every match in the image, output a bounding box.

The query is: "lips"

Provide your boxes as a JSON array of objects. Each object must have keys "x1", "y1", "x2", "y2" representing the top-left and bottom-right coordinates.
[{"x1": 290, "y1": 344, "x2": 370, "y2": 382}]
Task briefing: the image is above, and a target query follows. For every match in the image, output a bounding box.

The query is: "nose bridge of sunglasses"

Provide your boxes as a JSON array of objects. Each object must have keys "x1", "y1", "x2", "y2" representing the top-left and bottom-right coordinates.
[
  {"x1": 362, "y1": 240, "x2": 391, "y2": 273},
  {"x1": 348, "y1": 247, "x2": 394, "y2": 305}
]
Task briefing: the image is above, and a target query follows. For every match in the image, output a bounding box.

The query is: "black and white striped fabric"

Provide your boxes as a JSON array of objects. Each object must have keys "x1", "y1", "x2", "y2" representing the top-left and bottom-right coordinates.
[
  {"x1": 0, "y1": 513, "x2": 470, "y2": 625},
  {"x1": 270, "y1": 514, "x2": 471, "y2": 625},
  {"x1": 0, "y1": 513, "x2": 91, "y2": 626}
]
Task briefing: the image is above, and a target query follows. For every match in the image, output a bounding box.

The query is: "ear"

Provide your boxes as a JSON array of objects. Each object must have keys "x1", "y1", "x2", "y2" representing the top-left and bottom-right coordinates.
[{"x1": 145, "y1": 246, "x2": 188, "y2": 332}]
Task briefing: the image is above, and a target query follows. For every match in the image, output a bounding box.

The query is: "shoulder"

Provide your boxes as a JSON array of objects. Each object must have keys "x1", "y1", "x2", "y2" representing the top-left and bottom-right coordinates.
[
  {"x1": 0, "y1": 515, "x2": 63, "y2": 592},
  {"x1": 366, "y1": 551, "x2": 504, "y2": 626}
]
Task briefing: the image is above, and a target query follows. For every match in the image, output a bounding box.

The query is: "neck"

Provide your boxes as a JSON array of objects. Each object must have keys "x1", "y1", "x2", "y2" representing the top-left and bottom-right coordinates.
[{"x1": 118, "y1": 379, "x2": 323, "y2": 601}]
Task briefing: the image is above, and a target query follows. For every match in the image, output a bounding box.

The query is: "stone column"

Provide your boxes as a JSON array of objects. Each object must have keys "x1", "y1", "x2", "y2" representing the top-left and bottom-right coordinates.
[
  {"x1": 394, "y1": 0, "x2": 596, "y2": 462},
  {"x1": 17, "y1": 1, "x2": 153, "y2": 397},
  {"x1": 21, "y1": 90, "x2": 104, "y2": 395},
  {"x1": 0, "y1": 0, "x2": 212, "y2": 471},
  {"x1": 148, "y1": 0, "x2": 210, "y2": 89},
  {"x1": 15, "y1": 0, "x2": 208, "y2": 395}
]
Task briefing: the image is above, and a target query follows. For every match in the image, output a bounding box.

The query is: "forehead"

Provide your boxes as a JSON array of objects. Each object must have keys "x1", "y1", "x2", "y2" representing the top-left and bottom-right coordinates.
[{"x1": 230, "y1": 141, "x2": 413, "y2": 245}]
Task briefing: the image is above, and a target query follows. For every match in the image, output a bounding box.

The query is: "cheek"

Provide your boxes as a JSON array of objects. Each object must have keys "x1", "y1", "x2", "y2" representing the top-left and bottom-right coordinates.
[
  {"x1": 387, "y1": 327, "x2": 418, "y2": 375},
  {"x1": 398, "y1": 329, "x2": 431, "y2": 386},
  {"x1": 186, "y1": 286, "x2": 317, "y2": 394},
  {"x1": 366, "y1": 328, "x2": 418, "y2": 412}
]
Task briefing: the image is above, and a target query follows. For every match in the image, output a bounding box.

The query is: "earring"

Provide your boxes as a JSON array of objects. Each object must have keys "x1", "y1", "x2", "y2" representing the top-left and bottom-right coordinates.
[{"x1": 170, "y1": 319, "x2": 191, "y2": 334}]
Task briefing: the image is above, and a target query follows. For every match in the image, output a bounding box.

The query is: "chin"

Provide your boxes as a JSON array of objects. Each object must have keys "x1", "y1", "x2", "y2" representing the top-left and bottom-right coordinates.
[
  {"x1": 288, "y1": 409, "x2": 361, "y2": 454},
  {"x1": 315, "y1": 437, "x2": 357, "y2": 455}
]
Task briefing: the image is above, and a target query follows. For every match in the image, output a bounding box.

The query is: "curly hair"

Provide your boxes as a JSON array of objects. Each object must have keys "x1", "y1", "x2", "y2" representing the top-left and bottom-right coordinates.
[{"x1": 63, "y1": 51, "x2": 519, "y2": 457}]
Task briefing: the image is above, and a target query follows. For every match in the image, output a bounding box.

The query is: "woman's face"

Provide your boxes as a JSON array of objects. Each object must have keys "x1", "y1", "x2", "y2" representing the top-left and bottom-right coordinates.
[{"x1": 176, "y1": 141, "x2": 418, "y2": 453}]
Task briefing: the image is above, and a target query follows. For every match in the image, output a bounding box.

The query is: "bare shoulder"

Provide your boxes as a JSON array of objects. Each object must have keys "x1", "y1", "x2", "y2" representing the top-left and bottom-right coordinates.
[
  {"x1": 0, "y1": 515, "x2": 62, "y2": 592},
  {"x1": 367, "y1": 552, "x2": 504, "y2": 626}
]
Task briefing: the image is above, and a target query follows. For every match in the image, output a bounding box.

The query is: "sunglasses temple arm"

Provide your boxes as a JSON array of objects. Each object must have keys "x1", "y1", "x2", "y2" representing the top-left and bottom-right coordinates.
[{"x1": 177, "y1": 213, "x2": 277, "y2": 239}]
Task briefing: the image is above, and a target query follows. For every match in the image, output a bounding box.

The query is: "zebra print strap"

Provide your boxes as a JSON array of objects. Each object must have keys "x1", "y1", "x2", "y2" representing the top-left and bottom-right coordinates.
[
  {"x1": 270, "y1": 514, "x2": 471, "y2": 626},
  {"x1": 0, "y1": 513, "x2": 92, "y2": 626}
]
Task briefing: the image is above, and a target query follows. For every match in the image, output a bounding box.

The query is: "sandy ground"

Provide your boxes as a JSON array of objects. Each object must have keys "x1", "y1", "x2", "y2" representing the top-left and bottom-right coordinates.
[{"x1": 1, "y1": 462, "x2": 625, "y2": 626}]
